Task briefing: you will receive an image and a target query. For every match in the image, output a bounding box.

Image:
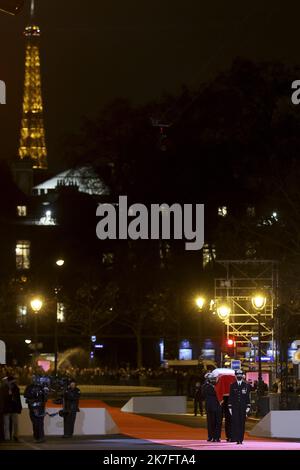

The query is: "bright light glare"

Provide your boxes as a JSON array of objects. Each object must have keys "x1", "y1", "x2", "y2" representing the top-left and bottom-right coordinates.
[
  {"x1": 30, "y1": 298, "x2": 43, "y2": 313},
  {"x1": 217, "y1": 304, "x2": 231, "y2": 320},
  {"x1": 251, "y1": 294, "x2": 266, "y2": 310},
  {"x1": 195, "y1": 296, "x2": 206, "y2": 309}
]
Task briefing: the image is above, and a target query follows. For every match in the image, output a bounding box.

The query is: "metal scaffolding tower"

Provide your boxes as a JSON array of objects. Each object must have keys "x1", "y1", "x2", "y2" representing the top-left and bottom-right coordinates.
[{"x1": 214, "y1": 260, "x2": 279, "y2": 356}]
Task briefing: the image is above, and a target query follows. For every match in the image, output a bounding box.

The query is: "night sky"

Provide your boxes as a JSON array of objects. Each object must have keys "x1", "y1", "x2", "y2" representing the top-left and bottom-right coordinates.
[{"x1": 0, "y1": 0, "x2": 300, "y2": 171}]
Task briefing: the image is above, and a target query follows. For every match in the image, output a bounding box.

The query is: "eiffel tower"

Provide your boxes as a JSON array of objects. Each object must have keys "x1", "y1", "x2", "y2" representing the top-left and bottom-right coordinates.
[{"x1": 18, "y1": 0, "x2": 48, "y2": 170}]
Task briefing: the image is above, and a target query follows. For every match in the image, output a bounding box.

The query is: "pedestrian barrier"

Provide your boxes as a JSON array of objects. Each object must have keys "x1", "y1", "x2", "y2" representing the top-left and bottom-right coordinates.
[
  {"x1": 250, "y1": 410, "x2": 300, "y2": 439},
  {"x1": 18, "y1": 407, "x2": 119, "y2": 436},
  {"x1": 121, "y1": 396, "x2": 187, "y2": 414}
]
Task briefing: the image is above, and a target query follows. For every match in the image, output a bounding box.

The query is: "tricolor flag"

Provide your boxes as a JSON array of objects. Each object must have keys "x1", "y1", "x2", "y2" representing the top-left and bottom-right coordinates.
[{"x1": 212, "y1": 368, "x2": 236, "y2": 403}]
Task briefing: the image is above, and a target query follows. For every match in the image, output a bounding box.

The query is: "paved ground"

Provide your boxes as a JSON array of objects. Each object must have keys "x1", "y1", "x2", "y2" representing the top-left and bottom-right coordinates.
[
  {"x1": 2, "y1": 434, "x2": 300, "y2": 451},
  {"x1": 0, "y1": 435, "x2": 179, "y2": 451},
  {"x1": 151, "y1": 439, "x2": 300, "y2": 451}
]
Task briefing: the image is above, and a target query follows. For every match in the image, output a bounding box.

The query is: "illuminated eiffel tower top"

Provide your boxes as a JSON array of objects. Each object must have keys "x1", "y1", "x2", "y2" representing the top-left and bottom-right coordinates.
[{"x1": 18, "y1": 0, "x2": 48, "y2": 170}]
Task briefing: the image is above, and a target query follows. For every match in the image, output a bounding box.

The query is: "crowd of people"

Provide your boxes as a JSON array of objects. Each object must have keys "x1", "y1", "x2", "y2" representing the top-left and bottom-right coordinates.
[
  {"x1": 0, "y1": 365, "x2": 207, "y2": 390},
  {"x1": 0, "y1": 364, "x2": 298, "y2": 394}
]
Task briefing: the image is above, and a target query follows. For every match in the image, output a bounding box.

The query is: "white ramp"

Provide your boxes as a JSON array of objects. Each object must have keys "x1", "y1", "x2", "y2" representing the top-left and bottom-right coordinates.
[
  {"x1": 250, "y1": 411, "x2": 300, "y2": 439},
  {"x1": 18, "y1": 408, "x2": 119, "y2": 436},
  {"x1": 121, "y1": 396, "x2": 187, "y2": 414}
]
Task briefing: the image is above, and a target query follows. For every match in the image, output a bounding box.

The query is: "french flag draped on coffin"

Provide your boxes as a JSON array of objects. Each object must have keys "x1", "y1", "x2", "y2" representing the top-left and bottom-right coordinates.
[{"x1": 212, "y1": 368, "x2": 236, "y2": 403}]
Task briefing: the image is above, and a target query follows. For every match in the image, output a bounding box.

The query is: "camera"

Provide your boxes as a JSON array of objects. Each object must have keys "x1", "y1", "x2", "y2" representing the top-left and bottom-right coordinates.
[
  {"x1": 30, "y1": 375, "x2": 71, "y2": 404},
  {"x1": 50, "y1": 376, "x2": 70, "y2": 404}
]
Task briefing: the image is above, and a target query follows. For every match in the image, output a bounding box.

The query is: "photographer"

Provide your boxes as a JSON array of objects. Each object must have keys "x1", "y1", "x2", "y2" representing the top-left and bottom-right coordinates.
[
  {"x1": 61, "y1": 380, "x2": 80, "y2": 438},
  {"x1": 24, "y1": 376, "x2": 48, "y2": 443}
]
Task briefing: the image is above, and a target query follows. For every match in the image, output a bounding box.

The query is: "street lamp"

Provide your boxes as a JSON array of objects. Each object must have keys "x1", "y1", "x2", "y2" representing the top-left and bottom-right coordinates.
[
  {"x1": 216, "y1": 303, "x2": 231, "y2": 365},
  {"x1": 195, "y1": 296, "x2": 206, "y2": 310},
  {"x1": 194, "y1": 296, "x2": 206, "y2": 359},
  {"x1": 251, "y1": 294, "x2": 266, "y2": 311},
  {"x1": 30, "y1": 298, "x2": 43, "y2": 360},
  {"x1": 54, "y1": 259, "x2": 65, "y2": 376},
  {"x1": 217, "y1": 304, "x2": 231, "y2": 321},
  {"x1": 251, "y1": 292, "x2": 267, "y2": 397}
]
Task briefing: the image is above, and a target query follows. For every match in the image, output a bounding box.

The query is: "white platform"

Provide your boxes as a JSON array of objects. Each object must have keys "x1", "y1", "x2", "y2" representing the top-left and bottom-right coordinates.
[
  {"x1": 250, "y1": 411, "x2": 300, "y2": 439},
  {"x1": 18, "y1": 408, "x2": 119, "y2": 436},
  {"x1": 121, "y1": 396, "x2": 187, "y2": 414}
]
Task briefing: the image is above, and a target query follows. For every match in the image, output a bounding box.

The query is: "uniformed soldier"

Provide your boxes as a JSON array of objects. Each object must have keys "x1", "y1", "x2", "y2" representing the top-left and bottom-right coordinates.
[
  {"x1": 62, "y1": 380, "x2": 80, "y2": 438},
  {"x1": 228, "y1": 369, "x2": 251, "y2": 444},
  {"x1": 193, "y1": 381, "x2": 204, "y2": 416},
  {"x1": 24, "y1": 376, "x2": 48, "y2": 443},
  {"x1": 201, "y1": 373, "x2": 222, "y2": 442},
  {"x1": 222, "y1": 395, "x2": 232, "y2": 442}
]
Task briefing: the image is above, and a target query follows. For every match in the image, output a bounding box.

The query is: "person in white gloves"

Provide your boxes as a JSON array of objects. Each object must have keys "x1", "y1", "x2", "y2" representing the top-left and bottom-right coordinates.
[{"x1": 228, "y1": 369, "x2": 251, "y2": 444}]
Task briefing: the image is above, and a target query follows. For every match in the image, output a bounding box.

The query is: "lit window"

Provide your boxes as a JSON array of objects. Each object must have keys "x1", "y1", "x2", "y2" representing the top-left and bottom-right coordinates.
[
  {"x1": 218, "y1": 206, "x2": 227, "y2": 217},
  {"x1": 39, "y1": 210, "x2": 56, "y2": 226},
  {"x1": 16, "y1": 305, "x2": 27, "y2": 325},
  {"x1": 203, "y1": 243, "x2": 216, "y2": 268},
  {"x1": 16, "y1": 241, "x2": 31, "y2": 270},
  {"x1": 259, "y1": 211, "x2": 279, "y2": 226},
  {"x1": 17, "y1": 206, "x2": 27, "y2": 217},
  {"x1": 57, "y1": 303, "x2": 65, "y2": 323},
  {"x1": 247, "y1": 206, "x2": 255, "y2": 217}
]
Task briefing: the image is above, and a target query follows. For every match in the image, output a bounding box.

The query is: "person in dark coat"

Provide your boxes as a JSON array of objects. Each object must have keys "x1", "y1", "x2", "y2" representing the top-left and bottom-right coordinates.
[
  {"x1": 2, "y1": 376, "x2": 22, "y2": 442},
  {"x1": 228, "y1": 369, "x2": 251, "y2": 444},
  {"x1": 62, "y1": 380, "x2": 80, "y2": 438},
  {"x1": 176, "y1": 371, "x2": 185, "y2": 395},
  {"x1": 193, "y1": 381, "x2": 204, "y2": 416},
  {"x1": 202, "y1": 373, "x2": 222, "y2": 442},
  {"x1": 222, "y1": 395, "x2": 232, "y2": 441},
  {"x1": 24, "y1": 376, "x2": 47, "y2": 443}
]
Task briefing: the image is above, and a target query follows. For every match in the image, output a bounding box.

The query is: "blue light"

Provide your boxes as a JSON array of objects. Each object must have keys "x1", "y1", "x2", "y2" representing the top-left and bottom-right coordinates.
[
  {"x1": 180, "y1": 339, "x2": 190, "y2": 349},
  {"x1": 94, "y1": 344, "x2": 104, "y2": 349},
  {"x1": 256, "y1": 356, "x2": 273, "y2": 362},
  {"x1": 91, "y1": 336, "x2": 96, "y2": 343},
  {"x1": 159, "y1": 339, "x2": 164, "y2": 363}
]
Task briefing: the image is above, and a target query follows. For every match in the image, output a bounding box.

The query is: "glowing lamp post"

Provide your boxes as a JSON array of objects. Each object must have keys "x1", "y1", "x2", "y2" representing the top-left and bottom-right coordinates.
[
  {"x1": 251, "y1": 293, "x2": 267, "y2": 396},
  {"x1": 30, "y1": 298, "x2": 43, "y2": 359},
  {"x1": 54, "y1": 259, "x2": 65, "y2": 376},
  {"x1": 217, "y1": 303, "x2": 232, "y2": 362},
  {"x1": 194, "y1": 296, "x2": 206, "y2": 355}
]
